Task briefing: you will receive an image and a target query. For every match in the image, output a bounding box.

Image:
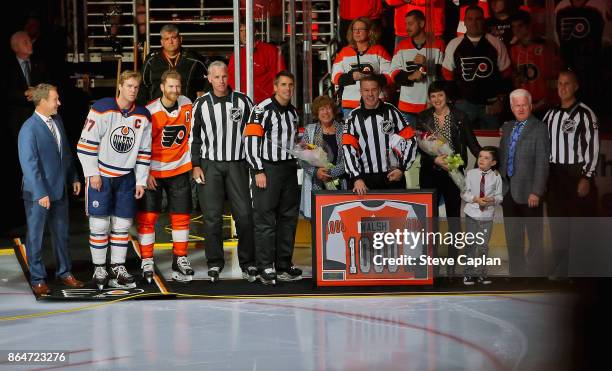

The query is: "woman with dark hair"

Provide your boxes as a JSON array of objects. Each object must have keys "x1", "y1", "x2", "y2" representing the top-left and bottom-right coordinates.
[
  {"x1": 416, "y1": 81, "x2": 482, "y2": 276},
  {"x1": 331, "y1": 16, "x2": 392, "y2": 118},
  {"x1": 299, "y1": 96, "x2": 347, "y2": 219}
]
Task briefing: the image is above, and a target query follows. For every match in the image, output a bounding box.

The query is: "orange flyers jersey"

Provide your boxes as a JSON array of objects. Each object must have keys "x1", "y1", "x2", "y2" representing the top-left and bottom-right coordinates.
[
  {"x1": 511, "y1": 41, "x2": 561, "y2": 103},
  {"x1": 332, "y1": 45, "x2": 392, "y2": 109},
  {"x1": 146, "y1": 95, "x2": 193, "y2": 178},
  {"x1": 324, "y1": 201, "x2": 422, "y2": 280}
]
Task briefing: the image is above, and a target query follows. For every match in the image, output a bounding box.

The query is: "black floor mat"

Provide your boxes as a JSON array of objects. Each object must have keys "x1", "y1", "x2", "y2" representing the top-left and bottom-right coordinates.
[
  {"x1": 12, "y1": 200, "x2": 566, "y2": 300},
  {"x1": 13, "y1": 234, "x2": 167, "y2": 301},
  {"x1": 14, "y1": 233, "x2": 564, "y2": 300}
]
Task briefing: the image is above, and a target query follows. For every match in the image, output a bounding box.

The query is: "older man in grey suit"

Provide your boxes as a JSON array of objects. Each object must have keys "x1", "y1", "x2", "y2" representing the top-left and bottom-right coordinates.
[{"x1": 499, "y1": 89, "x2": 550, "y2": 278}]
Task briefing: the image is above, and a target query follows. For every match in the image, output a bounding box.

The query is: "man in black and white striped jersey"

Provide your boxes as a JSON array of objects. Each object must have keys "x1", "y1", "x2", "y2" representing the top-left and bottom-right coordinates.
[
  {"x1": 244, "y1": 70, "x2": 302, "y2": 285},
  {"x1": 191, "y1": 60, "x2": 257, "y2": 283},
  {"x1": 342, "y1": 74, "x2": 418, "y2": 195},
  {"x1": 544, "y1": 70, "x2": 600, "y2": 278}
]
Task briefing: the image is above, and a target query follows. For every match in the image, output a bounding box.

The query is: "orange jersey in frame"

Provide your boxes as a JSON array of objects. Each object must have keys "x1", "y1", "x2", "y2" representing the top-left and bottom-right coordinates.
[
  {"x1": 324, "y1": 201, "x2": 421, "y2": 280},
  {"x1": 146, "y1": 95, "x2": 193, "y2": 178}
]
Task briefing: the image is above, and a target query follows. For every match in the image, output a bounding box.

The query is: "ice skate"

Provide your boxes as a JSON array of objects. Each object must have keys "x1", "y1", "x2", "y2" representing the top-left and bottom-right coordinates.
[
  {"x1": 241, "y1": 266, "x2": 258, "y2": 283},
  {"x1": 259, "y1": 267, "x2": 276, "y2": 286},
  {"x1": 141, "y1": 258, "x2": 154, "y2": 284},
  {"x1": 93, "y1": 265, "x2": 109, "y2": 291},
  {"x1": 109, "y1": 264, "x2": 136, "y2": 289},
  {"x1": 277, "y1": 266, "x2": 303, "y2": 282},
  {"x1": 172, "y1": 255, "x2": 194, "y2": 282},
  {"x1": 207, "y1": 266, "x2": 221, "y2": 283}
]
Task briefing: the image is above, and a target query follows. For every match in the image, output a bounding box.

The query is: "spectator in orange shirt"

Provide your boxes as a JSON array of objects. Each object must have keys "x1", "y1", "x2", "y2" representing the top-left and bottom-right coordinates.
[
  {"x1": 510, "y1": 11, "x2": 561, "y2": 117},
  {"x1": 339, "y1": 0, "x2": 384, "y2": 46},
  {"x1": 385, "y1": 0, "x2": 446, "y2": 45},
  {"x1": 228, "y1": 22, "x2": 286, "y2": 104}
]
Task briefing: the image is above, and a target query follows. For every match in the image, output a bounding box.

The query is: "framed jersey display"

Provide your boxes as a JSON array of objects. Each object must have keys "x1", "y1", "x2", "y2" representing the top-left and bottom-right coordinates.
[{"x1": 312, "y1": 190, "x2": 436, "y2": 287}]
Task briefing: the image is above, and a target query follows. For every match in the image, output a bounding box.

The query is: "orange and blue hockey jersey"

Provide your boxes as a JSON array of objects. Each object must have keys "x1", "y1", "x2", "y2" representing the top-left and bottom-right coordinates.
[{"x1": 77, "y1": 97, "x2": 152, "y2": 186}]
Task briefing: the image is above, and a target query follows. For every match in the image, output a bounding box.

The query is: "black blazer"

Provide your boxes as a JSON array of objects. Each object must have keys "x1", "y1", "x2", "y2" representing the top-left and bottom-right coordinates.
[
  {"x1": 416, "y1": 106, "x2": 481, "y2": 171},
  {"x1": 8, "y1": 56, "x2": 49, "y2": 137}
]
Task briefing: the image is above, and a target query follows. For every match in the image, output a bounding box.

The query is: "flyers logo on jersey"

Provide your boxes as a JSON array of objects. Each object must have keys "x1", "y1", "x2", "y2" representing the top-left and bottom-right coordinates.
[
  {"x1": 161, "y1": 125, "x2": 187, "y2": 148},
  {"x1": 350, "y1": 62, "x2": 375, "y2": 75},
  {"x1": 460, "y1": 57, "x2": 493, "y2": 81},
  {"x1": 518, "y1": 63, "x2": 539, "y2": 82},
  {"x1": 560, "y1": 17, "x2": 590, "y2": 40},
  {"x1": 404, "y1": 61, "x2": 419, "y2": 74},
  {"x1": 110, "y1": 126, "x2": 135, "y2": 153}
]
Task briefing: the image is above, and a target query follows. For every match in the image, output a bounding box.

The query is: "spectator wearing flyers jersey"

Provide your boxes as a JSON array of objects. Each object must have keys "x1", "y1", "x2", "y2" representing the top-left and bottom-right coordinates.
[
  {"x1": 390, "y1": 9, "x2": 445, "y2": 125},
  {"x1": 510, "y1": 10, "x2": 561, "y2": 117},
  {"x1": 443, "y1": 5, "x2": 512, "y2": 129},
  {"x1": 554, "y1": 0, "x2": 610, "y2": 110},
  {"x1": 332, "y1": 17, "x2": 392, "y2": 117}
]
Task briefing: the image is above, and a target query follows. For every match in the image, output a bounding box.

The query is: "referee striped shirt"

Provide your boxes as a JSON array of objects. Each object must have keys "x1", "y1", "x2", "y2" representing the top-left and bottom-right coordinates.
[
  {"x1": 244, "y1": 96, "x2": 299, "y2": 172},
  {"x1": 191, "y1": 89, "x2": 253, "y2": 162},
  {"x1": 544, "y1": 101, "x2": 599, "y2": 178},
  {"x1": 342, "y1": 101, "x2": 417, "y2": 178}
]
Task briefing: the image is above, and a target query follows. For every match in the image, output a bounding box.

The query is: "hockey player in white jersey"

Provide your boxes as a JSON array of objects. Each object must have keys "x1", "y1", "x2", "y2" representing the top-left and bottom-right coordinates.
[{"x1": 77, "y1": 70, "x2": 152, "y2": 290}]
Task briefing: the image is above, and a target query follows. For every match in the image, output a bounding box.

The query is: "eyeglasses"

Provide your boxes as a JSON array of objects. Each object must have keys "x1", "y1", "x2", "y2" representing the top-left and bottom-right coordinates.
[{"x1": 352, "y1": 28, "x2": 368, "y2": 32}]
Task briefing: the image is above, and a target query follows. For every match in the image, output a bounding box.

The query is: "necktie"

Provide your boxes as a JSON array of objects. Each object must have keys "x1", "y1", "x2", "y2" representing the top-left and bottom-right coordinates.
[
  {"x1": 22, "y1": 60, "x2": 31, "y2": 86},
  {"x1": 479, "y1": 172, "x2": 486, "y2": 212},
  {"x1": 47, "y1": 118, "x2": 60, "y2": 150},
  {"x1": 507, "y1": 120, "x2": 526, "y2": 177}
]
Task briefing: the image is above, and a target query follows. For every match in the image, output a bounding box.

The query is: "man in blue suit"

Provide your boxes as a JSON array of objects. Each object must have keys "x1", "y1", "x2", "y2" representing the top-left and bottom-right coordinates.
[{"x1": 18, "y1": 83, "x2": 84, "y2": 295}]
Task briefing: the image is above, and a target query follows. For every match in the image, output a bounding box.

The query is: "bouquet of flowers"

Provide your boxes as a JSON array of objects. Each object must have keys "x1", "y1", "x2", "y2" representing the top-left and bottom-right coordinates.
[
  {"x1": 269, "y1": 138, "x2": 338, "y2": 190},
  {"x1": 416, "y1": 131, "x2": 466, "y2": 192},
  {"x1": 294, "y1": 142, "x2": 339, "y2": 190}
]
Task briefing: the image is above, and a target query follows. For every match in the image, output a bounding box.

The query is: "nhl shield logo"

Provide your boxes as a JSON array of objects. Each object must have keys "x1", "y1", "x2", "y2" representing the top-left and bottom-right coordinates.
[
  {"x1": 380, "y1": 120, "x2": 394, "y2": 135},
  {"x1": 562, "y1": 118, "x2": 577, "y2": 133},
  {"x1": 230, "y1": 107, "x2": 242, "y2": 122}
]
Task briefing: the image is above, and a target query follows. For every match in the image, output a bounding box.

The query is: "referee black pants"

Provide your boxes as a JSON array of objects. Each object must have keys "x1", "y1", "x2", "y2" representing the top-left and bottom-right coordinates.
[
  {"x1": 547, "y1": 163, "x2": 598, "y2": 277},
  {"x1": 251, "y1": 160, "x2": 299, "y2": 272},
  {"x1": 197, "y1": 159, "x2": 255, "y2": 270}
]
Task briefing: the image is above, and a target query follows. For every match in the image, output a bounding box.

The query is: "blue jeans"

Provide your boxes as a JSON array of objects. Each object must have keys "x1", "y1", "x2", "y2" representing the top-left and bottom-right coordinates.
[{"x1": 455, "y1": 100, "x2": 500, "y2": 130}]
